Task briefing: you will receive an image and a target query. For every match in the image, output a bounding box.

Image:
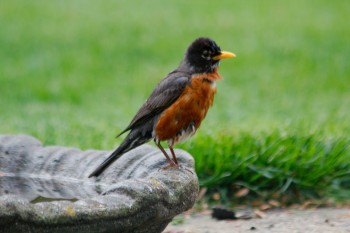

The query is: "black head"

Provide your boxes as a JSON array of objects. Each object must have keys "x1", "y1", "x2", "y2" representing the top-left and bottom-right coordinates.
[{"x1": 183, "y1": 37, "x2": 235, "y2": 73}]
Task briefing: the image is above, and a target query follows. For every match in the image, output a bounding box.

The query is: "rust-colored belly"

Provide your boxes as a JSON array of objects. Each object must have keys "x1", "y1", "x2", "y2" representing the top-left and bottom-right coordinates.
[{"x1": 155, "y1": 71, "x2": 221, "y2": 144}]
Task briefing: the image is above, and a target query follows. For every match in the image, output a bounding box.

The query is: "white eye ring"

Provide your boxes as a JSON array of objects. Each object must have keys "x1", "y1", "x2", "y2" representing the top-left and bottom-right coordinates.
[{"x1": 201, "y1": 50, "x2": 211, "y2": 60}]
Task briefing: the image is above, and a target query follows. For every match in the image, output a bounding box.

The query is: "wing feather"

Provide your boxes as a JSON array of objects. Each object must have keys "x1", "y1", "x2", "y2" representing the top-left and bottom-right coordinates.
[{"x1": 117, "y1": 72, "x2": 190, "y2": 137}]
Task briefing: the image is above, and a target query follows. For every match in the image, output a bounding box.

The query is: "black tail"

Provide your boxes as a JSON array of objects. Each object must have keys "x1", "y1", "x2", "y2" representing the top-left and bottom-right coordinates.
[{"x1": 88, "y1": 128, "x2": 152, "y2": 178}]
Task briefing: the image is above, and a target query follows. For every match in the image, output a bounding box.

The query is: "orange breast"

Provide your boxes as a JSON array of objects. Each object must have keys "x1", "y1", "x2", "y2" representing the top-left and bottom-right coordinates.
[{"x1": 155, "y1": 69, "x2": 221, "y2": 143}]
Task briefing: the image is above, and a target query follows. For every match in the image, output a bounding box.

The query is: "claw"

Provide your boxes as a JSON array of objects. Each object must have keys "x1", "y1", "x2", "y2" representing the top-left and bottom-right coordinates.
[{"x1": 159, "y1": 163, "x2": 194, "y2": 174}]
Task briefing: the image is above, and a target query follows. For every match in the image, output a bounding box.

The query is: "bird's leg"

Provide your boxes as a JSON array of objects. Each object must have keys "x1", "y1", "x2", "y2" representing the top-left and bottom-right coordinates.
[
  {"x1": 169, "y1": 143, "x2": 193, "y2": 174},
  {"x1": 154, "y1": 138, "x2": 177, "y2": 166},
  {"x1": 169, "y1": 146, "x2": 178, "y2": 165}
]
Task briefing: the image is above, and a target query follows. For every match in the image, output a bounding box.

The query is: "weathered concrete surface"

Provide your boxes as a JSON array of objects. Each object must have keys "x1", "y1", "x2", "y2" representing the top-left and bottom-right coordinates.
[
  {"x1": 0, "y1": 134, "x2": 199, "y2": 233},
  {"x1": 165, "y1": 208, "x2": 350, "y2": 233}
]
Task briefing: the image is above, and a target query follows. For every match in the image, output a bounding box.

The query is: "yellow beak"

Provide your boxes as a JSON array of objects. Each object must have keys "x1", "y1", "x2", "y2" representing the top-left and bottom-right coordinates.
[{"x1": 213, "y1": 51, "x2": 236, "y2": 60}]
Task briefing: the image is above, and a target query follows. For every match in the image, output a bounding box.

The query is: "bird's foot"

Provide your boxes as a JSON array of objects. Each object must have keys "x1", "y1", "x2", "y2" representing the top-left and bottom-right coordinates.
[
  {"x1": 160, "y1": 163, "x2": 194, "y2": 174},
  {"x1": 160, "y1": 163, "x2": 180, "y2": 171}
]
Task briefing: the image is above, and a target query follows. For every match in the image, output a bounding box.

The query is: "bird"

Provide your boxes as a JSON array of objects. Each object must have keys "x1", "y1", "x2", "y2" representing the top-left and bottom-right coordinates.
[{"x1": 88, "y1": 37, "x2": 236, "y2": 178}]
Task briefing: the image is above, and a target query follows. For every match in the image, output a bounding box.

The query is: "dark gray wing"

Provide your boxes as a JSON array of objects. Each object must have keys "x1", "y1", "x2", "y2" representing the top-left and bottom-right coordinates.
[{"x1": 117, "y1": 71, "x2": 191, "y2": 137}]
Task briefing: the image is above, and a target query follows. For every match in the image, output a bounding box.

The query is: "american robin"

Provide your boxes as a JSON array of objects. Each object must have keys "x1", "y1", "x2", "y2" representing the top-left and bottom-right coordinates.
[{"x1": 88, "y1": 37, "x2": 235, "y2": 178}]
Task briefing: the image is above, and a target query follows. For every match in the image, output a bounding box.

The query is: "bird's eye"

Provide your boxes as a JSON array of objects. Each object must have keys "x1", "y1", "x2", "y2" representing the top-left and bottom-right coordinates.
[{"x1": 201, "y1": 50, "x2": 212, "y2": 60}]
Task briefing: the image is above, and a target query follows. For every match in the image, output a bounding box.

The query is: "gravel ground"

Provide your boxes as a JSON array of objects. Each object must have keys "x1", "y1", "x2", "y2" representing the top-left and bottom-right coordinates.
[{"x1": 164, "y1": 208, "x2": 350, "y2": 233}]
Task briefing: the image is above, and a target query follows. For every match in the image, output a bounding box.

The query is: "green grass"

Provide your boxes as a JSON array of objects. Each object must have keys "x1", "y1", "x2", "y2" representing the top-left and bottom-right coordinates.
[
  {"x1": 1, "y1": 0, "x2": 350, "y2": 203},
  {"x1": 183, "y1": 131, "x2": 350, "y2": 203}
]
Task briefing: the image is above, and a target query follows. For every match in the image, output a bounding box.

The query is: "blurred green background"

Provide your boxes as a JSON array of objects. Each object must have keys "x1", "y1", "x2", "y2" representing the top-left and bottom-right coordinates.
[{"x1": 1, "y1": 0, "x2": 349, "y2": 203}]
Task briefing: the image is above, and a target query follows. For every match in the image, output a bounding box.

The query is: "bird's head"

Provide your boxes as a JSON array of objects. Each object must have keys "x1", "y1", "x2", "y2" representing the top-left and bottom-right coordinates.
[{"x1": 183, "y1": 37, "x2": 236, "y2": 73}]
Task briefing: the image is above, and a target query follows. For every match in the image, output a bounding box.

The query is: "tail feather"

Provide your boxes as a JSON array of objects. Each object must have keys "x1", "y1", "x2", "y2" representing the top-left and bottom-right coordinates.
[{"x1": 88, "y1": 131, "x2": 151, "y2": 178}]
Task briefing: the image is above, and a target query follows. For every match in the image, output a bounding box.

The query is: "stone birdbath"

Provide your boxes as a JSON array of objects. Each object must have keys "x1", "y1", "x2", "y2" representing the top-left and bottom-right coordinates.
[{"x1": 0, "y1": 135, "x2": 199, "y2": 233}]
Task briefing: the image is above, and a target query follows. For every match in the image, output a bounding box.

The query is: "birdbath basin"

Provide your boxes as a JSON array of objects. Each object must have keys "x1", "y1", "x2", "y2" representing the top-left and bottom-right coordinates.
[{"x1": 0, "y1": 135, "x2": 198, "y2": 233}]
